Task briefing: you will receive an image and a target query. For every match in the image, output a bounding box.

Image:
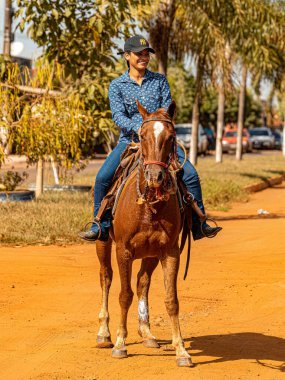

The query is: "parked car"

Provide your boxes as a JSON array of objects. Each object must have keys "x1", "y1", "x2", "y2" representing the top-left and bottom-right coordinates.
[
  {"x1": 222, "y1": 129, "x2": 252, "y2": 153},
  {"x1": 249, "y1": 127, "x2": 275, "y2": 149},
  {"x1": 272, "y1": 130, "x2": 283, "y2": 150},
  {"x1": 175, "y1": 123, "x2": 208, "y2": 154}
]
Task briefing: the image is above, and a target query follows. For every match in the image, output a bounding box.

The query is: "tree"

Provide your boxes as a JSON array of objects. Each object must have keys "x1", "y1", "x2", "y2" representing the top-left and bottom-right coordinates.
[
  {"x1": 0, "y1": 59, "x2": 94, "y2": 196},
  {"x1": 167, "y1": 63, "x2": 195, "y2": 123},
  {"x1": 137, "y1": 0, "x2": 177, "y2": 76},
  {"x1": 229, "y1": 1, "x2": 285, "y2": 160},
  {"x1": 16, "y1": 0, "x2": 145, "y2": 140},
  {"x1": 148, "y1": 1, "x2": 285, "y2": 163}
]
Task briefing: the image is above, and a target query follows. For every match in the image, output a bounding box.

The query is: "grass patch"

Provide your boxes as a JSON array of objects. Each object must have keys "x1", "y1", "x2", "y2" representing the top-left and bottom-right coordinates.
[
  {"x1": 197, "y1": 152, "x2": 285, "y2": 187},
  {"x1": 0, "y1": 191, "x2": 93, "y2": 245},
  {"x1": 202, "y1": 178, "x2": 249, "y2": 211},
  {"x1": 0, "y1": 152, "x2": 284, "y2": 245}
]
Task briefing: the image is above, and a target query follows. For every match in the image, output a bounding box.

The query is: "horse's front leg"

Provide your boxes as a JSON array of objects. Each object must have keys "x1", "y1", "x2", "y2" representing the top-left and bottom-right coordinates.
[
  {"x1": 112, "y1": 245, "x2": 133, "y2": 359},
  {"x1": 161, "y1": 249, "x2": 194, "y2": 367},
  {"x1": 96, "y1": 239, "x2": 114, "y2": 348},
  {"x1": 137, "y1": 257, "x2": 160, "y2": 348}
]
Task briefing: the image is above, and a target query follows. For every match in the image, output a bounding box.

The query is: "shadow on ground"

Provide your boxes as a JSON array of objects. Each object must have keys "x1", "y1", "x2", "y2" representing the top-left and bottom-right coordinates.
[
  {"x1": 128, "y1": 332, "x2": 284, "y2": 371},
  {"x1": 186, "y1": 332, "x2": 285, "y2": 371},
  {"x1": 240, "y1": 170, "x2": 285, "y2": 184}
]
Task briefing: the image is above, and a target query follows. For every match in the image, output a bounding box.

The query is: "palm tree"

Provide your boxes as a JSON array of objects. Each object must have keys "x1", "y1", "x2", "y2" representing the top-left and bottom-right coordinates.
[
  {"x1": 139, "y1": 0, "x2": 285, "y2": 164},
  {"x1": 138, "y1": 0, "x2": 178, "y2": 76}
]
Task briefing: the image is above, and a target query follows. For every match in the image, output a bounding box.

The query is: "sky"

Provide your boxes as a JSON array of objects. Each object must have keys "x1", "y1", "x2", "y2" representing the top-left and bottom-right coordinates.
[
  {"x1": 0, "y1": 0, "x2": 271, "y2": 100},
  {"x1": 0, "y1": 0, "x2": 39, "y2": 59}
]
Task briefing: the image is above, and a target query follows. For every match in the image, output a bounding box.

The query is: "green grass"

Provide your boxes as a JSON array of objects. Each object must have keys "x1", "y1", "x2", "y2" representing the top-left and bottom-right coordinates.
[
  {"x1": 0, "y1": 152, "x2": 284, "y2": 245},
  {"x1": 198, "y1": 153, "x2": 285, "y2": 210}
]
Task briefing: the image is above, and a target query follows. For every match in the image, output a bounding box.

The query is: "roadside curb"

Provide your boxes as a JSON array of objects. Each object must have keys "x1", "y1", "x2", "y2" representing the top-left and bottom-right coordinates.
[
  {"x1": 209, "y1": 213, "x2": 285, "y2": 221},
  {"x1": 209, "y1": 175, "x2": 285, "y2": 221},
  {"x1": 243, "y1": 174, "x2": 285, "y2": 193}
]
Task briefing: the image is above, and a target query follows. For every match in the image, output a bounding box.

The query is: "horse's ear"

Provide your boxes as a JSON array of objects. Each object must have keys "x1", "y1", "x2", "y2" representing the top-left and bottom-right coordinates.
[
  {"x1": 167, "y1": 100, "x2": 176, "y2": 120},
  {"x1": 136, "y1": 100, "x2": 148, "y2": 119}
]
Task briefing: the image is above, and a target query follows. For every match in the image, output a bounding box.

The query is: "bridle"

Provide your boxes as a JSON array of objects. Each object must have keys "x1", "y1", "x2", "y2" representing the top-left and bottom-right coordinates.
[
  {"x1": 139, "y1": 117, "x2": 186, "y2": 172},
  {"x1": 136, "y1": 117, "x2": 187, "y2": 209},
  {"x1": 139, "y1": 117, "x2": 177, "y2": 170}
]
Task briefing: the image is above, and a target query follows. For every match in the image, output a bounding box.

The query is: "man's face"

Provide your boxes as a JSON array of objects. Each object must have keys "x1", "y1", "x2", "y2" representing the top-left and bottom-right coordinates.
[{"x1": 125, "y1": 49, "x2": 150, "y2": 70}]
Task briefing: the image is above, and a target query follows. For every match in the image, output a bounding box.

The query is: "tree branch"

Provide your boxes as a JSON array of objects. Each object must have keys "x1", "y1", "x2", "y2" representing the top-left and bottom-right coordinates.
[{"x1": 0, "y1": 82, "x2": 62, "y2": 97}]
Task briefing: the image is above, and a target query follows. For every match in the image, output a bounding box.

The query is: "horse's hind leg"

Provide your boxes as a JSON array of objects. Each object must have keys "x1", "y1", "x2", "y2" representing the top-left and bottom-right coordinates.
[
  {"x1": 137, "y1": 257, "x2": 160, "y2": 348},
  {"x1": 96, "y1": 239, "x2": 113, "y2": 348},
  {"x1": 161, "y1": 250, "x2": 194, "y2": 367}
]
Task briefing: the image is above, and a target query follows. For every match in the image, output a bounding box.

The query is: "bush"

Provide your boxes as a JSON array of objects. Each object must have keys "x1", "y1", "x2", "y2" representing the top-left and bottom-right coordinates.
[{"x1": 0, "y1": 170, "x2": 28, "y2": 191}]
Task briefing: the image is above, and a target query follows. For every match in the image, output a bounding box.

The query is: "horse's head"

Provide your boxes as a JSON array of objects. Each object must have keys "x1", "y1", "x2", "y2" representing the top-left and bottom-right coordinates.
[{"x1": 137, "y1": 100, "x2": 176, "y2": 188}]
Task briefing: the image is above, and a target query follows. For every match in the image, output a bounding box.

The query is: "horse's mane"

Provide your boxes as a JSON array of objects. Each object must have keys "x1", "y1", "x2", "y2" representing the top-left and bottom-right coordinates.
[{"x1": 149, "y1": 108, "x2": 171, "y2": 120}]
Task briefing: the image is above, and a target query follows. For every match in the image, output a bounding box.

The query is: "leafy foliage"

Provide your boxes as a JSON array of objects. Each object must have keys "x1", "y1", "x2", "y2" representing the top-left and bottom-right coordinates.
[
  {"x1": 0, "y1": 170, "x2": 28, "y2": 191},
  {"x1": 167, "y1": 63, "x2": 262, "y2": 127},
  {"x1": 0, "y1": 60, "x2": 96, "y2": 171},
  {"x1": 16, "y1": 0, "x2": 145, "y2": 139}
]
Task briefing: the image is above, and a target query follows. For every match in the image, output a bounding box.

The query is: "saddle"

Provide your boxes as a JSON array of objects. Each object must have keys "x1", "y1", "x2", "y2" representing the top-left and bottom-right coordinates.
[
  {"x1": 94, "y1": 143, "x2": 209, "y2": 279},
  {"x1": 94, "y1": 142, "x2": 141, "y2": 222}
]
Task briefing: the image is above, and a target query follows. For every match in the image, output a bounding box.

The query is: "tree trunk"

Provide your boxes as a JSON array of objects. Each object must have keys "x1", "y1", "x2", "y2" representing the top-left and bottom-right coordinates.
[
  {"x1": 3, "y1": 0, "x2": 12, "y2": 59},
  {"x1": 236, "y1": 65, "x2": 247, "y2": 161},
  {"x1": 190, "y1": 60, "x2": 203, "y2": 165},
  {"x1": 36, "y1": 159, "x2": 44, "y2": 198},
  {"x1": 50, "y1": 156, "x2": 59, "y2": 185},
  {"x1": 215, "y1": 85, "x2": 225, "y2": 163},
  {"x1": 150, "y1": 0, "x2": 177, "y2": 77},
  {"x1": 158, "y1": 61, "x2": 167, "y2": 76}
]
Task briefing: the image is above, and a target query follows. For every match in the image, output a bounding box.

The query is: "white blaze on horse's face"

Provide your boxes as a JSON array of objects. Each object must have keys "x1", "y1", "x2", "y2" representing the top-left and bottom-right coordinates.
[{"x1": 153, "y1": 121, "x2": 164, "y2": 148}]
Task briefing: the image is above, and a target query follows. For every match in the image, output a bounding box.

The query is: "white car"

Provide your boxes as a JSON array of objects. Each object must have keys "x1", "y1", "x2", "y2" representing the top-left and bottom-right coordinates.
[
  {"x1": 249, "y1": 128, "x2": 275, "y2": 149},
  {"x1": 175, "y1": 123, "x2": 208, "y2": 154}
]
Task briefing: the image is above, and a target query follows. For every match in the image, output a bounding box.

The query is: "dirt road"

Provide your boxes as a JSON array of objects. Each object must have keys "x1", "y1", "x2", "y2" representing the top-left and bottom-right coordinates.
[{"x1": 1, "y1": 186, "x2": 285, "y2": 380}]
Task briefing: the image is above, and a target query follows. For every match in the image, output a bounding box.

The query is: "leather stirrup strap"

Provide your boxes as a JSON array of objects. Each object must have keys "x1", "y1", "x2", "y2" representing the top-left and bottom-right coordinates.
[
  {"x1": 190, "y1": 200, "x2": 207, "y2": 223},
  {"x1": 94, "y1": 197, "x2": 110, "y2": 222}
]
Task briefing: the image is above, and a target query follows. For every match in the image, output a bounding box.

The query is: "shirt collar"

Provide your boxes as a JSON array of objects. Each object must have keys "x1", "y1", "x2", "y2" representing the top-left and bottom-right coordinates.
[{"x1": 118, "y1": 69, "x2": 154, "y2": 83}]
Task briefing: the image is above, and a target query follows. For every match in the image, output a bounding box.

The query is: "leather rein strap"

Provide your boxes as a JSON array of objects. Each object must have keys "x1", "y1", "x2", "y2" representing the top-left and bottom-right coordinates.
[{"x1": 140, "y1": 117, "x2": 175, "y2": 169}]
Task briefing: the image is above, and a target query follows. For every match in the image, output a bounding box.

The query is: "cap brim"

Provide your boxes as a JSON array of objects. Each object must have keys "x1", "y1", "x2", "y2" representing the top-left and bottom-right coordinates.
[
  {"x1": 117, "y1": 47, "x2": 155, "y2": 55},
  {"x1": 131, "y1": 47, "x2": 155, "y2": 54}
]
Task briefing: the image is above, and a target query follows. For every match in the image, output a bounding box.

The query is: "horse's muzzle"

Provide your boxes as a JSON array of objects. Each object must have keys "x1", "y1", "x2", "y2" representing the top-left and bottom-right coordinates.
[{"x1": 145, "y1": 165, "x2": 165, "y2": 188}]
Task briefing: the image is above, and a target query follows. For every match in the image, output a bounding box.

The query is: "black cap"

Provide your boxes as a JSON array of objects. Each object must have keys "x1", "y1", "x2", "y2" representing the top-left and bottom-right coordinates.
[{"x1": 117, "y1": 35, "x2": 155, "y2": 55}]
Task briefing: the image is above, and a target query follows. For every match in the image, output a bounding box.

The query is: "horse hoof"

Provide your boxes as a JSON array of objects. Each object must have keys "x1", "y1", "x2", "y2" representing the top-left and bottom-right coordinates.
[
  {"x1": 96, "y1": 336, "x2": 114, "y2": 348},
  {"x1": 176, "y1": 357, "x2": 194, "y2": 367},
  {"x1": 112, "y1": 348, "x2": 128, "y2": 359},
  {"x1": 143, "y1": 339, "x2": 160, "y2": 348}
]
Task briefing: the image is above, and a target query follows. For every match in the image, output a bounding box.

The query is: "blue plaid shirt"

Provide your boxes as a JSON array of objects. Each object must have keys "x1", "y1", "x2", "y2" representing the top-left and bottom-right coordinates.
[{"x1": 108, "y1": 69, "x2": 172, "y2": 143}]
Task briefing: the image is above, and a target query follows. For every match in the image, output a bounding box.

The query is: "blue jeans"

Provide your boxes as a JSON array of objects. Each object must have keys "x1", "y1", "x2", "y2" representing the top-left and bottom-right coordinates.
[{"x1": 93, "y1": 142, "x2": 205, "y2": 232}]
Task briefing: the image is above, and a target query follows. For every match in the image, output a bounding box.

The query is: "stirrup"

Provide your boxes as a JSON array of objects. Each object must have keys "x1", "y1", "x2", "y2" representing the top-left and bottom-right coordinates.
[
  {"x1": 200, "y1": 218, "x2": 219, "y2": 238},
  {"x1": 83, "y1": 220, "x2": 102, "y2": 240}
]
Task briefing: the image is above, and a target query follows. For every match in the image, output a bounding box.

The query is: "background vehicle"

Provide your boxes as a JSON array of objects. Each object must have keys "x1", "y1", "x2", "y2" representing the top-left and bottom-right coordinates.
[
  {"x1": 175, "y1": 123, "x2": 208, "y2": 155},
  {"x1": 272, "y1": 130, "x2": 283, "y2": 150},
  {"x1": 222, "y1": 129, "x2": 252, "y2": 153},
  {"x1": 249, "y1": 127, "x2": 275, "y2": 149}
]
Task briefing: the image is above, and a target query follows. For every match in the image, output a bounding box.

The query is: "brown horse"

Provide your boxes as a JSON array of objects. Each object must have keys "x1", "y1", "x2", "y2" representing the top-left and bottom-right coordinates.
[{"x1": 95, "y1": 100, "x2": 193, "y2": 367}]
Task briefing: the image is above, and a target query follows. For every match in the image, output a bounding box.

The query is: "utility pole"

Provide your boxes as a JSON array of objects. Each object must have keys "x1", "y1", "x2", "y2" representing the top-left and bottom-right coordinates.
[{"x1": 3, "y1": 0, "x2": 12, "y2": 59}]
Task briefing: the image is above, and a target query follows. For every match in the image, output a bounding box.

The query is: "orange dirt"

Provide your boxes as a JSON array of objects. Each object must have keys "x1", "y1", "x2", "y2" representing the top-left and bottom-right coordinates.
[{"x1": 1, "y1": 185, "x2": 285, "y2": 380}]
